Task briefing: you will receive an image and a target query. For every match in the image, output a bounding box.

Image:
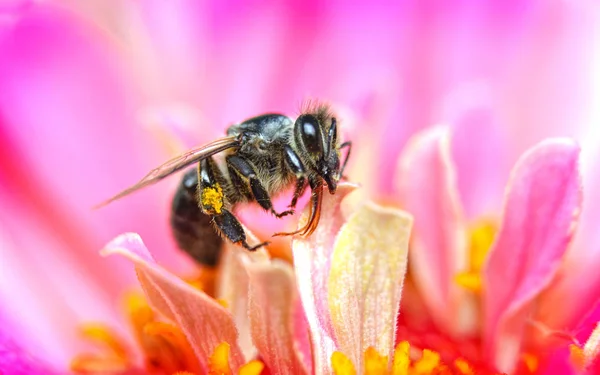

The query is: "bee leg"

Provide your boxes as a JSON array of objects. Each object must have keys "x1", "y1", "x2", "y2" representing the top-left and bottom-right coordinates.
[
  {"x1": 199, "y1": 157, "x2": 268, "y2": 251},
  {"x1": 212, "y1": 209, "x2": 269, "y2": 251},
  {"x1": 339, "y1": 141, "x2": 352, "y2": 178},
  {"x1": 289, "y1": 177, "x2": 308, "y2": 209},
  {"x1": 283, "y1": 145, "x2": 308, "y2": 209},
  {"x1": 226, "y1": 155, "x2": 294, "y2": 218},
  {"x1": 274, "y1": 178, "x2": 323, "y2": 237}
]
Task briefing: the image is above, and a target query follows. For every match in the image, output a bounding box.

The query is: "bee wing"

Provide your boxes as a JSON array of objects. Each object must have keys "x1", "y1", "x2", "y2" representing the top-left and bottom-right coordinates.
[{"x1": 94, "y1": 135, "x2": 240, "y2": 208}]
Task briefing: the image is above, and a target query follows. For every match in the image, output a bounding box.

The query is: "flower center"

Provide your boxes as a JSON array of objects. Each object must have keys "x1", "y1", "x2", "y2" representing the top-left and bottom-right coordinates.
[{"x1": 331, "y1": 341, "x2": 504, "y2": 375}]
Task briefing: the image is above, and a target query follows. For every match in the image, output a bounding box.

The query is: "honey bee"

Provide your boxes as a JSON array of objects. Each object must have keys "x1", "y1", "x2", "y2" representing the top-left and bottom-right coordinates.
[{"x1": 97, "y1": 104, "x2": 351, "y2": 266}]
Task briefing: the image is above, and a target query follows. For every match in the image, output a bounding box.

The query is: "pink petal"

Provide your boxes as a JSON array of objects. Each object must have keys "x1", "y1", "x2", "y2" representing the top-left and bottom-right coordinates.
[
  {"x1": 327, "y1": 203, "x2": 413, "y2": 372},
  {"x1": 483, "y1": 139, "x2": 582, "y2": 373},
  {"x1": 101, "y1": 233, "x2": 245, "y2": 373},
  {"x1": 217, "y1": 237, "x2": 269, "y2": 361},
  {"x1": 536, "y1": 140, "x2": 600, "y2": 332},
  {"x1": 447, "y1": 103, "x2": 509, "y2": 219},
  {"x1": 292, "y1": 183, "x2": 357, "y2": 375},
  {"x1": 246, "y1": 259, "x2": 308, "y2": 375},
  {"x1": 395, "y1": 127, "x2": 470, "y2": 334},
  {"x1": 0, "y1": 3, "x2": 190, "y2": 271},
  {"x1": 292, "y1": 298, "x2": 313, "y2": 372}
]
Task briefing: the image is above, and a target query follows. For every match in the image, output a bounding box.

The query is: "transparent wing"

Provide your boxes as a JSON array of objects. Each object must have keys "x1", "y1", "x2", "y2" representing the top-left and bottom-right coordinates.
[{"x1": 94, "y1": 136, "x2": 240, "y2": 208}]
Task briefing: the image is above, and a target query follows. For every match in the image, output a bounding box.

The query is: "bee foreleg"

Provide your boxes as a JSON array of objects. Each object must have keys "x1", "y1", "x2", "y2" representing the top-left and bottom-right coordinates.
[
  {"x1": 212, "y1": 209, "x2": 269, "y2": 251},
  {"x1": 284, "y1": 145, "x2": 308, "y2": 209},
  {"x1": 289, "y1": 177, "x2": 308, "y2": 209},
  {"x1": 226, "y1": 155, "x2": 294, "y2": 218}
]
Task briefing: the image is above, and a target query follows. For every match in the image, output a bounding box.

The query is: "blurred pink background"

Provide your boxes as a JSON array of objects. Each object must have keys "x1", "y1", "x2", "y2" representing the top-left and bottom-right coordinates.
[{"x1": 1, "y1": 0, "x2": 599, "y2": 369}]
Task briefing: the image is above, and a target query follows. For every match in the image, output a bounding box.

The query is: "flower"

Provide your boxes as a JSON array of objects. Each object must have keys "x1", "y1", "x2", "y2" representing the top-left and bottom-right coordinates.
[
  {"x1": 394, "y1": 122, "x2": 600, "y2": 374},
  {"x1": 2, "y1": 1, "x2": 600, "y2": 375}
]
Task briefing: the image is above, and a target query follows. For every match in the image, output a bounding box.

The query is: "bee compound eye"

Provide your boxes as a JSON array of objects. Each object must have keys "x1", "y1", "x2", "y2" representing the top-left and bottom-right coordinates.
[{"x1": 298, "y1": 114, "x2": 324, "y2": 156}]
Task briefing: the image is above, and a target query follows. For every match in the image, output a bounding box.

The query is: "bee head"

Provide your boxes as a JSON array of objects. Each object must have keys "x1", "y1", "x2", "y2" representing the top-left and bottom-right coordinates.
[{"x1": 295, "y1": 114, "x2": 340, "y2": 194}]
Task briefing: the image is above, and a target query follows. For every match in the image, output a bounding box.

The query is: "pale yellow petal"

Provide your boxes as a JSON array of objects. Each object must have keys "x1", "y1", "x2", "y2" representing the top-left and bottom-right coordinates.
[{"x1": 328, "y1": 203, "x2": 413, "y2": 373}]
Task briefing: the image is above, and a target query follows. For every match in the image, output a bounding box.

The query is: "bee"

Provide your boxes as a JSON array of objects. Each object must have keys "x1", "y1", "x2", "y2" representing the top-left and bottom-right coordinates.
[{"x1": 97, "y1": 104, "x2": 351, "y2": 266}]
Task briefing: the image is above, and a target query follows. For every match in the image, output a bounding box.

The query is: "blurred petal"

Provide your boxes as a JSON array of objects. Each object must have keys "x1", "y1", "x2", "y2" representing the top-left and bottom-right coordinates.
[
  {"x1": 293, "y1": 183, "x2": 357, "y2": 375},
  {"x1": 327, "y1": 203, "x2": 412, "y2": 372},
  {"x1": 447, "y1": 101, "x2": 509, "y2": 219},
  {"x1": 102, "y1": 233, "x2": 245, "y2": 373},
  {"x1": 483, "y1": 139, "x2": 582, "y2": 373},
  {"x1": 0, "y1": 2, "x2": 189, "y2": 274},
  {"x1": 396, "y1": 127, "x2": 469, "y2": 334},
  {"x1": 246, "y1": 259, "x2": 308, "y2": 375},
  {"x1": 0, "y1": 191, "x2": 130, "y2": 369},
  {"x1": 0, "y1": 325, "x2": 53, "y2": 375}
]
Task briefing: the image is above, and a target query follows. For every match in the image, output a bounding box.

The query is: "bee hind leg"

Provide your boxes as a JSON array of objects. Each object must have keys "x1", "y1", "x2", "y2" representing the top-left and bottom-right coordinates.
[{"x1": 212, "y1": 209, "x2": 270, "y2": 251}]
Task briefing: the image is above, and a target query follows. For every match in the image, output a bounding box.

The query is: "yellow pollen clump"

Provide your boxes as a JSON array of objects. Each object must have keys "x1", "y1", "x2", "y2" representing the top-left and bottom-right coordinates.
[
  {"x1": 201, "y1": 184, "x2": 224, "y2": 214},
  {"x1": 455, "y1": 220, "x2": 496, "y2": 292}
]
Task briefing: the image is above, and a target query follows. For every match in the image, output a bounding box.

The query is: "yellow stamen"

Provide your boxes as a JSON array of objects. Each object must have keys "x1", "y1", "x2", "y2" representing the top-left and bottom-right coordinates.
[
  {"x1": 70, "y1": 324, "x2": 130, "y2": 373},
  {"x1": 239, "y1": 360, "x2": 265, "y2": 375},
  {"x1": 455, "y1": 220, "x2": 496, "y2": 292},
  {"x1": 570, "y1": 344, "x2": 586, "y2": 370},
  {"x1": 364, "y1": 347, "x2": 388, "y2": 375},
  {"x1": 217, "y1": 298, "x2": 229, "y2": 308},
  {"x1": 201, "y1": 184, "x2": 224, "y2": 214},
  {"x1": 209, "y1": 342, "x2": 232, "y2": 375},
  {"x1": 412, "y1": 349, "x2": 440, "y2": 375},
  {"x1": 392, "y1": 341, "x2": 410, "y2": 375},
  {"x1": 144, "y1": 321, "x2": 200, "y2": 373},
  {"x1": 185, "y1": 267, "x2": 219, "y2": 297},
  {"x1": 521, "y1": 353, "x2": 538, "y2": 373},
  {"x1": 79, "y1": 324, "x2": 128, "y2": 359},
  {"x1": 453, "y1": 272, "x2": 482, "y2": 292},
  {"x1": 453, "y1": 358, "x2": 473, "y2": 374},
  {"x1": 70, "y1": 354, "x2": 129, "y2": 373},
  {"x1": 332, "y1": 351, "x2": 357, "y2": 375}
]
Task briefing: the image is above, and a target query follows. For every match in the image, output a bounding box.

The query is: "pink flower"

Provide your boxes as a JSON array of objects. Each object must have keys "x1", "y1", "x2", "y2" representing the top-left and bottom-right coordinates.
[
  {"x1": 2, "y1": 1, "x2": 600, "y2": 375},
  {"x1": 395, "y1": 123, "x2": 599, "y2": 374}
]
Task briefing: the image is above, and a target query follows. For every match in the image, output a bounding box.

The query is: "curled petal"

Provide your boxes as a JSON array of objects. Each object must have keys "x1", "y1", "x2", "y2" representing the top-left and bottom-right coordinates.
[
  {"x1": 396, "y1": 127, "x2": 469, "y2": 334},
  {"x1": 293, "y1": 183, "x2": 358, "y2": 375},
  {"x1": 102, "y1": 233, "x2": 245, "y2": 373},
  {"x1": 483, "y1": 139, "x2": 582, "y2": 373},
  {"x1": 246, "y1": 259, "x2": 308, "y2": 375},
  {"x1": 328, "y1": 203, "x2": 413, "y2": 372}
]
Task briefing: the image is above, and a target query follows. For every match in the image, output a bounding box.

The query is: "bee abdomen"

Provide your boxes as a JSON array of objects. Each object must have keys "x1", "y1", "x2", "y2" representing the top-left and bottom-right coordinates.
[{"x1": 170, "y1": 168, "x2": 223, "y2": 267}]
